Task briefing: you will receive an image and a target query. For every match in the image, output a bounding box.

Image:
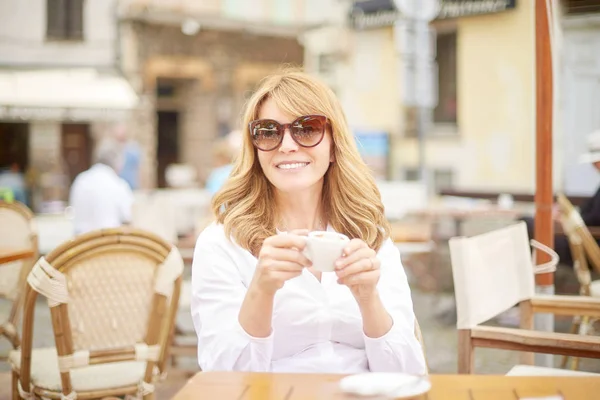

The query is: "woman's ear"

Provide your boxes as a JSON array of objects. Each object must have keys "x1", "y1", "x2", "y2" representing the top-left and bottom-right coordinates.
[{"x1": 330, "y1": 149, "x2": 335, "y2": 163}]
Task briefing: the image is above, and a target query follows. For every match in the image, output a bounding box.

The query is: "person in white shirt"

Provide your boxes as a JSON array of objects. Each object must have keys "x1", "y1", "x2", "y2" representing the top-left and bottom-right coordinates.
[
  {"x1": 191, "y1": 70, "x2": 427, "y2": 375},
  {"x1": 69, "y1": 138, "x2": 134, "y2": 235}
]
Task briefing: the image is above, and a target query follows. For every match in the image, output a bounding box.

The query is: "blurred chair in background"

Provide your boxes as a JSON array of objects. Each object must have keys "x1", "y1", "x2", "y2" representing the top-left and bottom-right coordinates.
[
  {"x1": 557, "y1": 193, "x2": 600, "y2": 370},
  {"x1": 377, "y1": 180, "x2": 437, "y2": 291},
  {"x1": 10, "y1": 228, "x2": 183, "y2": 400},
  {"x1": 0, "y1": 200, "x2": 38, "y2": 350},
  {"x1": 131, "y1": 191, "x2": 178, "y2": 245},
  {"x1": 165, "y1": 164, "x2": 198, "y2": 189},
  {"x1": 377, "y1": 180, "x2": 428, "y2": 221},
  {"x1": 557, "y1": 193, "x2": 600, "y2": 275},
  {"x1": 35, "y1": 211, "x2": 75, "y2": 256}
]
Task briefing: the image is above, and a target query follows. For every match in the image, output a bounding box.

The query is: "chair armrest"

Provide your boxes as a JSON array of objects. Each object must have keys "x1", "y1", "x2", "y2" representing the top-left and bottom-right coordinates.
[
  {"x1": 471, "y1": 326, "x2": 600, "y2": 360},
  {"x1": 554, "y1": 222, "x2": 600, "y2": 239},
  {"x1": 530, "y1": 295, "x2": 600, "y2": 318},
  {"x1": 587, "y1": 226, "x2": 600, "y2": 239},
  {"x1": 0, "y1": 248, "x2": 35, "y2": 265}
]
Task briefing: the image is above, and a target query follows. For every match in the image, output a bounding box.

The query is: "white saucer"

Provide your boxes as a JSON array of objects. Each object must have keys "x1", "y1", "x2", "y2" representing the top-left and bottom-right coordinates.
[{"x1": 339, "y1": 373, "x2": 431, "y2": 398}]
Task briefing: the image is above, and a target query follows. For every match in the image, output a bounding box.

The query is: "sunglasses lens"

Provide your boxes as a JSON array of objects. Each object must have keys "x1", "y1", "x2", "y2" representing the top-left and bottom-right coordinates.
[
  {"x1": 291, "y1": 116, "x2": 325, "y2": 147},
  {"x1": 251, "y1": 120, "x2": 282, "y2": 150}
]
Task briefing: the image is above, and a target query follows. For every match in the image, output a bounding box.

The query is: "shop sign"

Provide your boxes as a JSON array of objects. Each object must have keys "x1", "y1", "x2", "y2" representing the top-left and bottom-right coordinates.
[
  {"x1": 350, "y1": 0, "x2": 517, "y2": 29},
  {"x1": 438, "y1": 0, "x2": 516, "y2": 19}
]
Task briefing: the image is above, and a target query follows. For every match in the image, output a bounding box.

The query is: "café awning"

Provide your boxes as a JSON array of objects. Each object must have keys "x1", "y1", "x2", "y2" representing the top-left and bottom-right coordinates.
[{"x1": 0, "y1": 68, "x2": 138, "y2": 121}]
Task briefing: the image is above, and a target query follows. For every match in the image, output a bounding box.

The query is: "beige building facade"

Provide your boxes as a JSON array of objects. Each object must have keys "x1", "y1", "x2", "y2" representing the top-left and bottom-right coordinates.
[
  {"x1": 0, "y1": 0, "x2": 137, "y2": 212},
  {"x1": 304, "y1": 0, "x2": 600, "y2": 195}
]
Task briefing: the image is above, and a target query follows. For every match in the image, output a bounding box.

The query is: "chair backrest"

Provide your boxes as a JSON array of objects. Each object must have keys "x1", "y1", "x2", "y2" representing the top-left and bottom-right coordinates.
[
  {"x1": 0, "y1": 201, "x2": 37, "y2": 301},
  {"x1": 449, "y1": 222, "x2": 535, "y2": 329},
  {"x1": 35, "y1": 212, "x2": 75, "y2": 255},
  {"x1": 557, "y1": 194, "x2": 593, "y2": 295},
  {"x1": 18, "y1": 228, "x2": 183, "y2": 398},
  {"x1": 557, "y1": 193, "x2": 600, "y2": 272}
]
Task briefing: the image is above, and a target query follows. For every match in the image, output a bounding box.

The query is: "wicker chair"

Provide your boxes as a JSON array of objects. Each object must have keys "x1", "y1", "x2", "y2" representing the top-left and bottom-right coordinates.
[
  {"x1": 169, "y1": 279, "x2": 198, "y2": 372},
  {"x1": 10, "y1": 228, "x2": 184, "y2": 400},
  {"x1": 0, "y1": 200, "x2": 38, "y2": 350},
  {"x1": 556, "y1": 193, "x2": 600, "y2": 370},
  {"x1": 557, "y1": 192, "x2": 600, "y2": 275}
]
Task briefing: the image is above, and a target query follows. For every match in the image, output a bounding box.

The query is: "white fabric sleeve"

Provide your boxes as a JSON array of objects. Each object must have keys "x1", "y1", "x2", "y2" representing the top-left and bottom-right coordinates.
[
  {"x1": 190, "y1": 231, "x2": 273, "y2": 371},
  {"x1": 362, "y1": 238, "x2": 428, "y2": 375}
]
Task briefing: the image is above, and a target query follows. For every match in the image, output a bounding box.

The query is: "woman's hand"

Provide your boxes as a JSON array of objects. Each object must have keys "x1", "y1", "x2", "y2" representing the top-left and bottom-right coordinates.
[
  {"x1": 250, "y1": 230, "x2": 312, "y2": 296},
  {"x1": 335, "y1": 239, "x2": 381, "y2": 303}
]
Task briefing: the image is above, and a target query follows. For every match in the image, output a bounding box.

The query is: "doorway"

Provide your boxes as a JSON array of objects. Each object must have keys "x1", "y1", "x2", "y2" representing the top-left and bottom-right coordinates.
[
  {"x1": 61, "y1": 123, "x2": 92, "y2": 186},
  {"x1": 0, "y1": 122, "x2": 29, "y2": 171},
  {"x1": 561, "y1": 25, "x2": 600, "y2": 195},
  {"x1": 157, "y1": 111, "x2": 180, "y2": 188},
  {"x1": 0, "y1": 122, "x2": 29, "y2": 205}
]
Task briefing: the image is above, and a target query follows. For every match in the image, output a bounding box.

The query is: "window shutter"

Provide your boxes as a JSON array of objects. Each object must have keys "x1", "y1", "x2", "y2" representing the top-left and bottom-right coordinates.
[
  {"x1": 47, "y1": 0, "x2": 67, "y2": 39},
  {"x1": 565, "y1": 0, "x2": 600, "y2": 15},
  {"x1": 67, "y1": 0, "x2": 84, "y2": 39}
]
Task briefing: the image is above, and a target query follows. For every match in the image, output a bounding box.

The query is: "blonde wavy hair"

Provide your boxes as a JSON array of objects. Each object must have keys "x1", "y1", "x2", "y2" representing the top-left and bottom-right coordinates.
[{"x1": 212, "y1": 69, "x2": 390, "y2": 256}]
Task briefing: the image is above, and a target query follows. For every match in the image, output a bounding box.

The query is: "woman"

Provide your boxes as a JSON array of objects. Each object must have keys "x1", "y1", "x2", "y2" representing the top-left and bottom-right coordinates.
[{"x1": 191, "y1": 70, "x2": 426, "y2": 374}]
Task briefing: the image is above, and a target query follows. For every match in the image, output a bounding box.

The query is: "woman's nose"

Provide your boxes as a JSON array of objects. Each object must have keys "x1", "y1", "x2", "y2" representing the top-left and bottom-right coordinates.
[{"x1": 278, "y1": 128, "x2": 298, "y2": 153}]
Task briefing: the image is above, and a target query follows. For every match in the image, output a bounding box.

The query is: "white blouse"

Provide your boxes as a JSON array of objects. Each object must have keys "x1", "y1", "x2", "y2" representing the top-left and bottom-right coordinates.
[{"x1": 190, "y1": 223, "x2": 427, "y2": 374}]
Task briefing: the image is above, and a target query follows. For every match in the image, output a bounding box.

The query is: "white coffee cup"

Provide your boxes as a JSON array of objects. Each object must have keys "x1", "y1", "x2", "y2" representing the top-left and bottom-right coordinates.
[{"x1": 303, "y1": 231, "x2": 350, "y2": 272}]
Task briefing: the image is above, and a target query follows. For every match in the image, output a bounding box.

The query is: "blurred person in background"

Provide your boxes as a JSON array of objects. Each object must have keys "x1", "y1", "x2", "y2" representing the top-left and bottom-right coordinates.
[
  {"x1": 191, "y1": 70, "x2": 426, "y2": 374},
  {"x1": 204, "y1": 130, "x2": 240, "y2": 195},
  {"x1": 114, "y1": 123, "x2": 141, "y2": 190},
  {"x1": 0, "y1": 163, "x2": 27, "y2": 205},
  {"x1": 69, "y1": 138, "x2": 133, "y2": 235},
  {"x1": 577, "y1": 130, "x2": 600, "y2": 227},
  {"x1": 523, "y1": 130, "x2": 600, "y2": 266}
]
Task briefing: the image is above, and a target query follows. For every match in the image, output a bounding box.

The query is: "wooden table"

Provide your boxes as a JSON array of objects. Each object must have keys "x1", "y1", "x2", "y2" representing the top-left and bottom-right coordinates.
[
  {"x1": 408, "y1": 206, "x2": 522, "y2": 220},
  {"x1": 0, "y1": 247, "x2": 35, "y2": 264},
  {"x1": 172, "y1": 372, "x2": 600, "y2": 399}
]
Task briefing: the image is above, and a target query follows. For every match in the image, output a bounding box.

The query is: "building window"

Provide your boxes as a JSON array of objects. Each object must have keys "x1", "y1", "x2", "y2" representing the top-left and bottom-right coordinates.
[
  {"x1": 434, "y1": 32, "x2": 457, "y2": 124},
  {"x1": 401, "y1": 168, "x2": 454, "y2": 192},
  {"x1": 403, "y1": 168, "x2": 420, "y2": 181},
  {"x1": 318, "y1": 54, "x2": 336, "y2": 75},
  {"x1": 433, "y1": 169, "x2": 454, "y2": 191},
  {"x1": 565, "y1": 0, "x2": 600, "y2": 14},
  {"x1": 47, "y1": 0, "x2": 84, "y2": 40}
]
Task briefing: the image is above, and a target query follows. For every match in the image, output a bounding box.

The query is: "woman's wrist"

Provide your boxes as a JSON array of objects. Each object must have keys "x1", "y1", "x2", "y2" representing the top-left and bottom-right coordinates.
[
  {"x1": 355, "y1": 289, "x2": 380, "y2": 309},
  {"x1": 249, "y1": 277, "x2": 278, "y2": 298},
  {"x1": 357, "y1": 291, "x2": 393, "y2": 338},
  {"x1": 239, "y1": 282, "x2": 276, "y2": 338}
]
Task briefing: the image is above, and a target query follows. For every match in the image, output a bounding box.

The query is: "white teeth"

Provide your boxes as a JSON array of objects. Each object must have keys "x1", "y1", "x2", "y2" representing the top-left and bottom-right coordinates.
[{"x1": 277, "y1": 162, "x2": 308, "y2": 170}]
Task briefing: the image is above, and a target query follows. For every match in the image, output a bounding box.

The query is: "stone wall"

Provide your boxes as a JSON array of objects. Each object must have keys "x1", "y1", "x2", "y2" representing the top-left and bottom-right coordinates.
[
  {"x1": 127, "y1": 22, "x2": 304, "y2": 188},
  {"x1": 127, "y1": 92, "x2": 156, "y2": 189},
  {"x1": 180, "y1": 80, "x2": 218, "y2": 185}
]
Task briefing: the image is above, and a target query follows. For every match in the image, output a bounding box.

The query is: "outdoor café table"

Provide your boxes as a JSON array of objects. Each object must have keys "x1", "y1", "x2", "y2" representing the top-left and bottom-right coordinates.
[
  {"x1": 172, "y1": 371, "x2": 600, "y2": 399},
  {"x1": 0, "y1": 247, "x2": 34, "y2": 264},
  {"x1": 407, "y1": 205, "x2": 523, "y2": 220}
]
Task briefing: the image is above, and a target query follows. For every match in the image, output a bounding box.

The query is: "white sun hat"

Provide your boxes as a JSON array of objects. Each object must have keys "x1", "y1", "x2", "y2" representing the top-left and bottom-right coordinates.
[{"x1": 579, "y1": 130, "x2": 600, "y2": 163}]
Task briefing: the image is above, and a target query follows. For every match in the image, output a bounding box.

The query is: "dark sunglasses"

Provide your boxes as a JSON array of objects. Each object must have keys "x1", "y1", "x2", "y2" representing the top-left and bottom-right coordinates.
[{"x1": 248, "y1": 114, "x2": 329, "y2": 152}]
